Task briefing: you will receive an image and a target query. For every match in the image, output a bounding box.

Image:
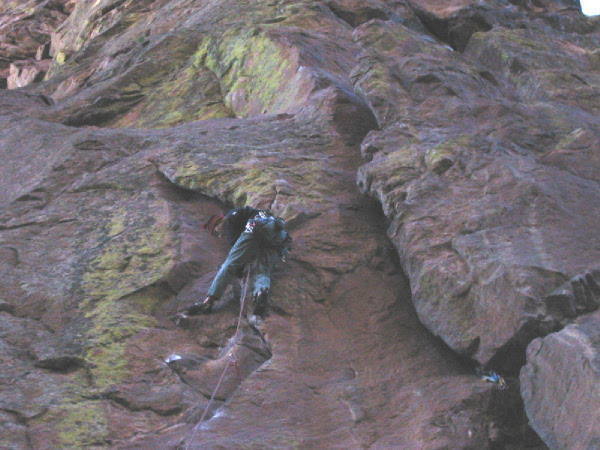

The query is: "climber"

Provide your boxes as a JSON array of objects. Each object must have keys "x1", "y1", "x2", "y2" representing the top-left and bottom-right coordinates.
[{"x1": 184, "y1": 206, "x2": 292, "y2": 317}]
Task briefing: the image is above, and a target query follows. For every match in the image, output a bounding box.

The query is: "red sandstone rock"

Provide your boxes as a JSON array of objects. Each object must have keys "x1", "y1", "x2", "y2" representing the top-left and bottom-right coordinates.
[
  {"x1": 353, "y1": 7, "x2": 600, "y2": 370},
  {"x1": 520, "y1": 310, "x2": 600, "y2": 450},
  {"x1": 0, "y1": 0, "x2": 72, "y2": 69},
  {"x1": 0, "y1": 0, "x2": 596, "y2": 448},
  {"x1": 7, "y1": 58, "x2": 51, "y2": 89}
]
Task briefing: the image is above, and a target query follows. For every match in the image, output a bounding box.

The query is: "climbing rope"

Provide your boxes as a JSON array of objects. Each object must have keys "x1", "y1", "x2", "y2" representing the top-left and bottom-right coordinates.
[{"x1": 185, "y1": 268, "x2": 251, "y2": 449}]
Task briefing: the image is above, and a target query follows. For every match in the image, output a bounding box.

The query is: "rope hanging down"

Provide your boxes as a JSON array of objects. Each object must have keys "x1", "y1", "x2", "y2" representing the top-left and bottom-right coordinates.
[{"x1": 185, "y1": 269, "x2": 251, "y2": 449}]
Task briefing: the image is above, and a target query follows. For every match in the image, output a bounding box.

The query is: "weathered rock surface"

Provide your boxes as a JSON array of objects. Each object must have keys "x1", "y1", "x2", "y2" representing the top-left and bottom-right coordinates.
[
  {"x1": 7, "y1": 59, "x2": 51, "y2": 89},
  {"x1": 354, "y1": 1, "x2": 600, "y2": 371},
  {"x1": 521, "y1": 309, "x2": 600, "y2": 450},
  {"x1": 0, "y1": 0, "x2": 73, "y2": 88},
  {"x1": 0, "y1": 0, "x2": 597, "y2": 448},
  {"x1": 1, "y1": 86, "x2": 513, "y2": 448}
]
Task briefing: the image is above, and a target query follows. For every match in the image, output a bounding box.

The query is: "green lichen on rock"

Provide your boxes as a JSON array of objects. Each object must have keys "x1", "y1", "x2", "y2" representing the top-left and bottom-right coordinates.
[
  {"x1": 415, "y1": 267, "x2": 478, "y2": 355},
  {"x1": 197, "y1": 30, "x2": 304, "y2": 116},
  {"x1": 84, "y1": 296, "x2": 158, "y2": 389},
  {"x1": 56, "y1": 401, "x2": 109, "y2": 447},
  {"x1": 162, "y1": 147, "x2": 336, "y2": 213},
  {"x1": 358, "y1": 144, "x2": 421, "y2": 209},
  {"x1": 82, "y1": 206, "x2": 174, "y2": 301},
  {"x1": 27, "y1": 372, "x2": 111, "y2": 448},
  {"x1": 79, "y1": 204, "x2": 174, "y2": 388},
  {"x1": 102, "y1": 29, "x2": 236, "y2": 128},
  {"x1": 55, "y1": 51, "x2": 67, "y2": 65},
  {"x1": 425, "y1": 135, "x2": 469, "y2": 175},
  {"x1": 555, "y1": 127, "x2": 585, "y2": 149},
  {"x1": 42, "y1": 2, "x2": 326, "y2": 126},
  {"x1": 116, "y1": 60, "x2": 232, "y2": 128}
]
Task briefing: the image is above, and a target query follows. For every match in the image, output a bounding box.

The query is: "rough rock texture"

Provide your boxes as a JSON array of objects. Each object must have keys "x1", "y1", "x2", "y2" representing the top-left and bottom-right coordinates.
[
  {"x1": 521, "y1": 310, "x2": 600, "y2": 450},
  {"x1": 7, "y1": 59, "x2": 51, "y2": 89},
  {"x1": 355, "y1": 1, "x2": 600, "y2": 372},
  {"x1": 0, "y1": 0, "x2": 597, "y2": 448},
  {"x1": 0, "y1": 0, "x2": 73, "y2": 88}
]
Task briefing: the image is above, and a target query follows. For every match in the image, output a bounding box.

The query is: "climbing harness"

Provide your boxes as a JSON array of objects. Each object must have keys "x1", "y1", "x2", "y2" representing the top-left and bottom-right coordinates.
[{"x1": 185, "y1": 268, "x2": 251, "y2": 449}]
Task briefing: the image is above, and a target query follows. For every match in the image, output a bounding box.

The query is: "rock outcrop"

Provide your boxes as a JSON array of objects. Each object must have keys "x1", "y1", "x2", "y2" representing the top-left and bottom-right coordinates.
[
  {"x1": 0, "y1": 0, "x2": 73, "y2": 88},
  {"x1": 0, "y1": 0, "x2": 598, "y2": 448},
  {"x1": 355, "y1": 0, "x2": 600, "y2": 372},
  {"x1": 521, "y1": 308, "x2": 600, "y2": 450}
]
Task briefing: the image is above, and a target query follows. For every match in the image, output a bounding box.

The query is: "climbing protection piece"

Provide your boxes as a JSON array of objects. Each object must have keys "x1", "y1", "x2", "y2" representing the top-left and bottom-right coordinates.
[{"x1": 480, "y1": 370, "x2": 508, "y2": 390}]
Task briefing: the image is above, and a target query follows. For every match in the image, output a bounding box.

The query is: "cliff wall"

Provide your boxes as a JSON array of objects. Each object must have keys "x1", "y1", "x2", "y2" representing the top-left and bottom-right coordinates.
[{"x1": 0, "y1": 1, "x2": 598, "y2": 448}]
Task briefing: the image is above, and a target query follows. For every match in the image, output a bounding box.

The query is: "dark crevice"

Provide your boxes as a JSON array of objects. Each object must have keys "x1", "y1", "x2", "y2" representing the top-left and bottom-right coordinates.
[
  {"x1": 362, "y1": 172, "x2": 548, "y2": 449},
  {"x1": 62, "y1": 93, "x2": 145, "y2": 127},
  {"x1": 479, "y1": 70, "x2": 499, "y2": 86},
  {"x1": 487, "y1": 383, "x2": 549, "y2": 449},
  {"x1": 331, "y1": 88, "x2": 379, "y2": 146},
  {"x1": 84, "y1": 388, "x2": 186, "y2": 416},
  {"x1": 38, "y1": 94, "x2": 53, "y2": 106},
  {"x1": 152, "y1": 168, "x2": 217, "y2": 204},
  {"x1": 100, "y1": 0, "x2": 128, "y2": 17},
  {"x1": 412, "y1": 7, "x2": 493, "y2": 52},
  {"x1": 545, "y1": 269, "x2": 600, "y2": 321},
  {"x1": 34, "y1": 355, "x2": 87, "y2": 373},
  {"x1": 46, "y1": 0, "x2": 75, "y2": 15},
  {"x1": 0, "y1": 408, "x2": 29, "y2": 426},
  {"x1": 484, "y1": 268, "x2": 600, "y2": 376},
  {"x1": 33, "y1": 70, "x2": 46, "y2": 84},
  {"x1": 261, "y1": 16, "x2": 286, "y2": 24},
  {"x1": 104, "y1": 391, "x2": 184, "y2": 417},
  {"x1": 62, "y1": 107, "x2": 130, "y2": 128},
  {"x1": 325, "y1": 1, "x2": 389, "y2": 28},
  {"x1": 0, "y1": 300, "x2": 17, "y2": 314},
  {"x1": 367, "y1": 198, "x2": 477, "y2": 375},
  {"x1": 0, "y1": 217, "x2": 77, "y2": 231},
  {"x1": 485, "y1": 319, "x2": 560, "y2": 377}
]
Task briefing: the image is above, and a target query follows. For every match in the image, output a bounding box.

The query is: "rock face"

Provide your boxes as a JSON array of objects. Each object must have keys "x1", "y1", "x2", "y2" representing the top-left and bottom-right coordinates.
[
  {"x1": 520, "y1": 310, "x2": 600, "y2": 450},
  {"x1": 0, "y1": 0, "x2": 73, "y2": 88},
  {"x1": 354, "y1": 1, "x2": 600, "y2": 371},
  {"x1": 0, "y1": 0, "x2": 597, "y2": 448}
]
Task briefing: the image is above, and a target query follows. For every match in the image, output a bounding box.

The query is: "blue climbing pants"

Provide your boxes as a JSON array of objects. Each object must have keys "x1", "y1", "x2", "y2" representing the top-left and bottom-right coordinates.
[{"x1": 207, "y1": 231, "x2": 279, "y2": 299}]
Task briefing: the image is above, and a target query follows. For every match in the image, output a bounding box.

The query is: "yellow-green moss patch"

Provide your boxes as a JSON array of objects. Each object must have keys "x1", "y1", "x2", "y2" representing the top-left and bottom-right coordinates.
[
  {"x1": 79, "y1": 203, "x2": 175, "y2": 389},
  {"x1": 199, "y1": 30, "x2": 305, "y2": 116},
  {"x1": 56, "y1": 401, "x2": 109, "y2": 447},
  {"x1": 425, "y1": 135, "x2": 469, "y2": 175}
]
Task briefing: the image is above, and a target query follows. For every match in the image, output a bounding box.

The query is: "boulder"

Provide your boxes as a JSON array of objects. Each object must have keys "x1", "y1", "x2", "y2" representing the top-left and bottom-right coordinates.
[{"x1": 521, "y1": 310, "x2": 600, "y2": 449}]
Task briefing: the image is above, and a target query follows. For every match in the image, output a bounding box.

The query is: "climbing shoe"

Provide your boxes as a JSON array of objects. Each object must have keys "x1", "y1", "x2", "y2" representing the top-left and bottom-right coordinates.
[{"x1": 186, "y1": 296, "x2": 216, "y2": 315}]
